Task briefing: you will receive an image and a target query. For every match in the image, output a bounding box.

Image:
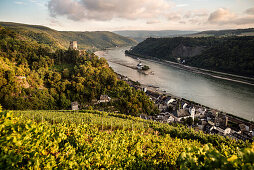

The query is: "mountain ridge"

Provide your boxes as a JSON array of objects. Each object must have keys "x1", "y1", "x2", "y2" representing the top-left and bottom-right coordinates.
[{"x1": 0, "y1": 21, "x2": 137, "y2": 51}]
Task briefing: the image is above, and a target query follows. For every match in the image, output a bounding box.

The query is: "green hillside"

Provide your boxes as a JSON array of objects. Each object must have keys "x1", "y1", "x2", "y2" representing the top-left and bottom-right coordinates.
[
  {"x1": 189, "y1": 28, "x2": 254, "y2": 37},
  {"x1": 0, "y1": 25, "x2": 156, "y2": 115},
  {"x1": 114, "y1": 30, "x2": 197, "y2": 42},
  {"x1": 0, "y1": 22, "x2": 137, "y2": 51},
  {"x1": 1, "y1": 109, "x2": 252, "y2": 169},
  {"x1": 127, "y1": 36, "x2": 254, "y2": 77}
]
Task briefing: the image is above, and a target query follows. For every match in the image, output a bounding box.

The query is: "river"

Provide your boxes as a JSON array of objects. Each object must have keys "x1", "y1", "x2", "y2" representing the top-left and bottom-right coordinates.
[{"x1": 95, "y1": 47, "x2": 254, "y2": 121}]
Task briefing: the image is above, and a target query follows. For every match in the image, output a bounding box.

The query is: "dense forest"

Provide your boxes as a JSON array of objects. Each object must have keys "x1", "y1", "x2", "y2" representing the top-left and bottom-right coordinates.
[
  {"x1": 0, "y1": 25, "x2": 157, "y2": 116},
  {"x1": 0, "y1": 22, "x2": 137, "y2": 51},
  {"x1": 127, "y1": 36, "x2": 254, "y2": 77}
]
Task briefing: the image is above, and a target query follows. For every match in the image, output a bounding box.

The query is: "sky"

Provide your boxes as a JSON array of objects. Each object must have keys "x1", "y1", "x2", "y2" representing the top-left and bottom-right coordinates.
[{"x1": 0, "y1": 0, "x2": 254, "y2": 31}]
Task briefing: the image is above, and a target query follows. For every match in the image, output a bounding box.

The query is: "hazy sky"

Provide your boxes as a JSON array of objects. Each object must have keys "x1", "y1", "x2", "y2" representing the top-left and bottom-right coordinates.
[{"x1": 0, "y1": 0, "x2": 254, "y2": 31}]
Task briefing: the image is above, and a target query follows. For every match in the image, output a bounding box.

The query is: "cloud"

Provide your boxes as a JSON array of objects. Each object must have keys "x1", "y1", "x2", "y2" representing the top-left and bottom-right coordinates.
[
  {"x1": 49, "y1": 18, "x2": 62, "y2": 27},
  {"x1": 245, "y1": 7, "x2": 254, "y2": 15},
  {"x1": 48, "y1": 0, "x2": 173, "y2": 21},
  {"x1": 167, "y1": 13, "x2": 181, "y2": 21},
  {"x1": 208, "y1": 8, "x2": 254, "y2": 25},
  {"x1": 146, "y1": 20, "x2": 160, "y2": 24},
  {"x1": 208, "y1": 8, "x2": 235, "y2": 23},
  {"x1": 14, "y1": 1, "x2": 25, "y2": 5},
  {"x1": 176, "y1": 4, "x2": 188, "y2": 7},
  {"x1": 184, "y1": 9, "x2": 208, "y2": 19},
  {"x1": 29, "y1": 0, "x2": 46, "y2": 7}
]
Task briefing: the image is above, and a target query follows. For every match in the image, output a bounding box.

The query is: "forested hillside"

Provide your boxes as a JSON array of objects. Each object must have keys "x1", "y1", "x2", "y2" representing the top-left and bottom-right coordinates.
[
  {"x1": 114, "y1": 30, "x2": 197, "y2": 42},
  {"x1": 0, "y1": 22, "x2": 136, "y2": 51},
  {"x1": 127, "y1": 36, "x2": 254, "y2": 77},
  {"x1": 0, "y1": 25, "x2": 156, "y2": 115},
  {"x1": 190, "y1": 28, "x2": 254, "y2": 37}
]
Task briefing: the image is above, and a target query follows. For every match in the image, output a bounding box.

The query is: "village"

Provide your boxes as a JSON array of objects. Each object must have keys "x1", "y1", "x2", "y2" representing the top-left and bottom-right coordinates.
[
  {"x1": 70, "y1": 41, "x2": 254, "y2": 142},
  {"x1": 117, "y1": 73, "x2": 254, "y2": 142}
]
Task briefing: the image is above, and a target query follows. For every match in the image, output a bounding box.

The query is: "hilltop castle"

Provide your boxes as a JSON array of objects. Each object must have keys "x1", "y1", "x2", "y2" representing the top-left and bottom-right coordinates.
[{"x1": 69, "y1": 41, "x2": 78, "y2": 50}]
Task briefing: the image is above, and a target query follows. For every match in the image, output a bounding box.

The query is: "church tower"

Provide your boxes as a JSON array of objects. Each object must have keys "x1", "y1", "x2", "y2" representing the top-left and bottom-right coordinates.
[{"x1": 191, "y1": 107, "x2": 195, "y2": 121}]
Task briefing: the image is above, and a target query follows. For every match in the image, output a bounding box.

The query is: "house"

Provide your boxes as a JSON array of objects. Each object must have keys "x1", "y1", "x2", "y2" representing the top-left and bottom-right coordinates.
[
  {"x1": 98, "y1": 95, "x2": 111, "y2": 103},
  {"x1": 137, "y1": 61, "x2": 143, "y2": 70},
  {"x1": 91, "y1": 99, "x2": 98, "y2": 104},
  {"x1": 141, "y1": 86, "x2": 147, "y2": 93},
  {"x1": 217, "y1": 126, "x2": 231, "y2": 135},
  {"x1": 210, "y1": 125, "x2": 231, "y2": 136},
  {"x1": 239, "y1": 124, "x2": 249, "y2": 132},
  {"x1": 145, "y1": 90, "x2": 160, "y2": 100},
  {"x1": 165, "y1": 98, "x2": 176, "y2": 105},
  {"x1": 158, "y1": 104, "x2": 168, "y2": 112},
  {"x1": 71, "y1": 101, "x2": 79, "y2": 110},
  {"x1": 171, "y1": 109, "x2": 191, "y2": 122},
  {"x1": 167, "y1": 115, "x2": 175, "y2": 123},
  {"x1": 182, "y1": 103, "x2": 188, "y2": 109},
  {"x1": 140, "y1": 114, "x2": 148, "y2": 120},
  {"x1": 197, "y1": 108, "x2": 206, "y2": 115},
  {"x1": 204, "y1": 124, "x2": 213, "y2": 133}
]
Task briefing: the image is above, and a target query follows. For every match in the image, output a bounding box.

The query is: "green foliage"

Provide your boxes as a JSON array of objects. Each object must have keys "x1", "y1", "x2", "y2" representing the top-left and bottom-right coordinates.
[
  {"x1": 192, "y1": 28, "x2": 254, "y2": 37},
  {"x1": 128, "y1": 36, "x2": 254, "y2": 77},
  {"x1": 177, "y1": 143, "x2": 254, "y2": 169},
  {"x1": 0, "y1": 26, "x2": 156, "y2": 115},
  {"x1": 142, "y1": 65, "x2": 150, "y2": 70},
  {"x1": 0, "y1": 110, "x2": 201, "y2": 169},
  {"x1": 1, "y1": 109, "x2": 252, "y2": 169},
  {"x1": 0, "y1": 22, "x2": 137, "y2": 51}
]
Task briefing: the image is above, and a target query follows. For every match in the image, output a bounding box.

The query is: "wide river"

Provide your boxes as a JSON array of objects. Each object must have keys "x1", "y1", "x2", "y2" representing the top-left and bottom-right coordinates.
[{"x1": 95, "y1": 47, "x2": 254, "y2": 121}]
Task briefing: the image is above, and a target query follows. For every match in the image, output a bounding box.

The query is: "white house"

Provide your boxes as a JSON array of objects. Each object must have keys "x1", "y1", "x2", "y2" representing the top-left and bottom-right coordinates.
[
  {"x1": 210, "y1": 126, "x2": 231, "y2": 136},
  {"x1": 137, "y1": 62, "x2": 143, "y2": 70},
  {"x1": 166, "y1": 99, "x2": 176, "y2": 105},
  {"x1": 71, "y1": 101, "x2": 79, "y2": 110},
  {"x1": 183, "y1": 103, "x2": 188, "y2": 109},
  {"x1": 167, "y1": 116, "x2": 175, "y2": 123},
  {"x1": 98, "y1": 95, "x2": 111, "y2": 103}
]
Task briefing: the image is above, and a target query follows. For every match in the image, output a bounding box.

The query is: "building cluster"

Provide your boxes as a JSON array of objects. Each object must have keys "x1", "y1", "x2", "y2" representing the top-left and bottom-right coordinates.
[{"x1": 118, "y1": 74, "x2": 254, "y2": 142}]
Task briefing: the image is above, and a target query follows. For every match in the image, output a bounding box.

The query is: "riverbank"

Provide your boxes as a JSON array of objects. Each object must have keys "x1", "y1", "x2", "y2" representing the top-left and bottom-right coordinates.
[
  {"x1": 126, "y1": 52, "x2": 254, "y2": 86},
  {"x1": 117, "y1": 72, "x2": 254, "y2": 141},
  {"x1": 95, "y1": 47, "x2": 254, "y2": 121},
  {"x1": 118, "y1": 71, "x2": 253, "y2": 123}
]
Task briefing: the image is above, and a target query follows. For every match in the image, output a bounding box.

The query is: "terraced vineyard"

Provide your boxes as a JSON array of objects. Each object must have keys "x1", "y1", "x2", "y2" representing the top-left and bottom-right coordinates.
[{"x1": 1, "y1": 108, "x2": 253, "y2": 169}]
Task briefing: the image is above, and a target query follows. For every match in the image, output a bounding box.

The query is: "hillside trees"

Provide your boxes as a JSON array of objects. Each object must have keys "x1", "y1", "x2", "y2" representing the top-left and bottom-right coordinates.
[
  {"x1": 0, "y1": 26, "x2": 157, "y2": 116},
  {"x1": 128, "y1": 36, "x2": 254, "y2": 77}
]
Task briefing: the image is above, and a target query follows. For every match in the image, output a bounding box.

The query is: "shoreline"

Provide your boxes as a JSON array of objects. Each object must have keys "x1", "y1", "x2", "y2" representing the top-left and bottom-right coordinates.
[
  {"x1": 126, "y1": 52, "x2": 254, "y2": 86},
  {"x1": 95, "y1": 49, "x2": 254, "y2": 123},
  {"x1": 117, "y1": 72, "x2": 254, "y2": 125}
]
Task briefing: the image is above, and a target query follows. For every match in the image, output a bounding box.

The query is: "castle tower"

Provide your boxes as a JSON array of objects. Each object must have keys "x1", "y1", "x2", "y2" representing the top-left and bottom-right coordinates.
[{"x1": 70, "y1": 41, "x2": 78, "y2": 50}]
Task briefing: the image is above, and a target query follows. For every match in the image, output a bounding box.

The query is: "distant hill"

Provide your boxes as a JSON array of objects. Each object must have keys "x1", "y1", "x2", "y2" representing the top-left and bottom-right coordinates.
[
  {"x1": 127, "y1": 36, "x2": 254, "y2": 77},
  {"x1": 189, "y1": 28, "x2": 254, "y2": 37},
  {"x1": 114, "y1": 30, "x2": 197, "y2": 42},
  {"x1": 0, "y1": 22, "x2": 137, "y2": 51}
]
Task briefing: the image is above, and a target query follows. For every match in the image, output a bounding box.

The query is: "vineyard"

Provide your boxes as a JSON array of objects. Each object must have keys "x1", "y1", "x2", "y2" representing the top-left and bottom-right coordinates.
[{"x1": 1, "y1": 108, "x2": 253, "y2": 169}]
